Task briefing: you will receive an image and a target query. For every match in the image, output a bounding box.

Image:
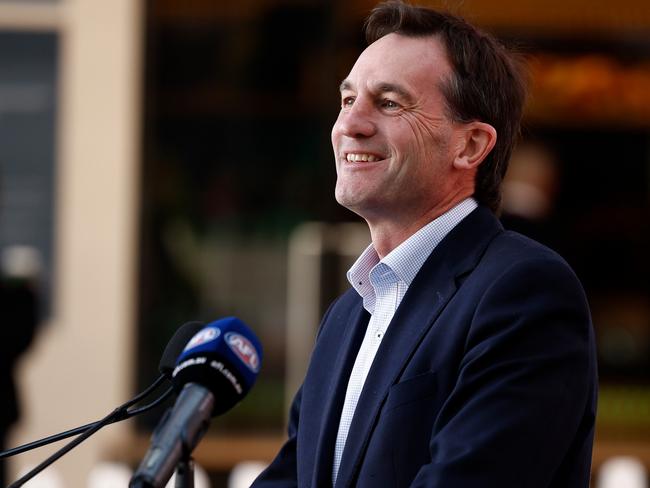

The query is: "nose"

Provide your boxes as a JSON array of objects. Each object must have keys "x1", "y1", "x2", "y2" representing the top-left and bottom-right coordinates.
[{"x1": 332, "y1": 99, "x2": 376, "y2": 139}]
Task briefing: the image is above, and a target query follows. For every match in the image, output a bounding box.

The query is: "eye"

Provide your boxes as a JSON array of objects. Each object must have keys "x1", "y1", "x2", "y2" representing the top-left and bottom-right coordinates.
[
  {"x1": 380, "y1": 99, "x2": 400, "y2": 110},
  {"x1": 341, "y1": 96, "x2": 355, "y2": 108}
]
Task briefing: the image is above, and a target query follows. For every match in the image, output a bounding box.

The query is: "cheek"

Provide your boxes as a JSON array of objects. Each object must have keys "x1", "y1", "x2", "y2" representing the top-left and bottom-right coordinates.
[
  {"x1": 399, "y1": 115, "x2": 445, "y2": 164},
  {"x1": 404, "y1": 117, "x2": 427, "y2": 146}
]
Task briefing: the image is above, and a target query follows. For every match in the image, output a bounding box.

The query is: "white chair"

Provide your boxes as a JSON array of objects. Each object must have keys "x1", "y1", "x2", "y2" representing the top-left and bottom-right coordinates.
[
  {"x1": 228, "y1": 461, "x2": 266, "y2": 488},
  {"x1": 597, "y1": 456, "x2": 648, "y2": 488},
  {"x1": 87, "y1": 461, "x2": 132, "y2": 488},
  {"x1": 165, "y1": 462, "x2": 211, "y2": 488},
  {"x1": 14, "y1": 465, "x2": 63, "y2": 488}
]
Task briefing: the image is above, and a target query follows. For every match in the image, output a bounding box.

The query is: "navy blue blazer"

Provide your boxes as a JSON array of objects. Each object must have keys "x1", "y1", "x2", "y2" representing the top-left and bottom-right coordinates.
[{"x1": 253, "y1": 206, "x2": 597, "y2": 487}]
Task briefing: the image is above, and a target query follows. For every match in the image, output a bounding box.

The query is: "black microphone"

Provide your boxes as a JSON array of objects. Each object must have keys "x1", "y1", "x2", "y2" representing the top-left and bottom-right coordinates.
[
  {"x1": 130, "y1": 317, "x2": 263, "y2": 488},
  {"x1": 158, "y1": 321, "x2": 205, "y2": 377}
]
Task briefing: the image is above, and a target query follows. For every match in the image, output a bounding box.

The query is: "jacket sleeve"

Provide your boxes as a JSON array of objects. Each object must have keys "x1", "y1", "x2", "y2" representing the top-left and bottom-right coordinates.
[
  {"x1": 410, "y1": 257, "x2": 597, "y2": 487},
  {"x1": 251, "y1": 295, "x2": 342, "y2": 487},
  {"x1": 250, "y1": 385, "x2": 301, "y2": 487}
]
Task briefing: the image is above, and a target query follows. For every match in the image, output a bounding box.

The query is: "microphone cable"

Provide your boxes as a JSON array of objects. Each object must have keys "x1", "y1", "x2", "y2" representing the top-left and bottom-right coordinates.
[
  {"x1": 4, "y1": 321, "x2": 205, "y2": 487},
  {"x1": 1, "y1": 321, "x2": 204, "y2": 460},
  {"x1": 8, "y1": 383, "x2": 175, "y2": 487},
  {"x1": 0, "y1": 375, "x2": 169, "y2": 459}
]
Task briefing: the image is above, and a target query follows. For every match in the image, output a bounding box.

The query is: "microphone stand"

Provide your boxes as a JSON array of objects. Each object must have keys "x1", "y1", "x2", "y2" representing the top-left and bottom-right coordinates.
[
  {"x1": 174, "y1": 449, "x2": 194, "y2": 488},
  {"x1": 1, "y1": 375, "x2": 170, "y2": 459},
  {"x1": 7, "y1": 385, "x2": 174, "y2": 487},
  {"x1": 173, "y1": 412, "x2": 203, "y2": 488}
]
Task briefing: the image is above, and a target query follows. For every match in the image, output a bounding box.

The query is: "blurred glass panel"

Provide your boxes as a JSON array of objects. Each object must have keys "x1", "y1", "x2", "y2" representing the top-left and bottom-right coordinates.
[
  {"x1": 0, "y1": 31, "x2": 58, "y2": 317},
  {"x1": 136, "y1": 2, "x2": 347, "y2": 433}
]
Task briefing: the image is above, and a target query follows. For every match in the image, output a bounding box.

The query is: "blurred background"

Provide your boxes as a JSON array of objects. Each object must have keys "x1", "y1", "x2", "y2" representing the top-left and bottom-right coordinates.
[{"x1": 1, "y1": 0, "x2": 649, "y2": 486}]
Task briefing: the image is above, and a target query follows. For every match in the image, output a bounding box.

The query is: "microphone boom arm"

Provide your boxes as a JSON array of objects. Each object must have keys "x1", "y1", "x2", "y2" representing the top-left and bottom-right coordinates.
[
  {"x1": 7, "y1": 386, "x2": 174, "y2": 488},
  {"x1": 0, "y1": 375, "x2": 170, "y2": 459}
]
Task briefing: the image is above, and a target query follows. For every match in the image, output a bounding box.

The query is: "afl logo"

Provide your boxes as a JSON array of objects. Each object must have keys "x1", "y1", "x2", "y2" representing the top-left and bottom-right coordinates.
[
  {"x1": 184, "y1": 327, "x2": 220, "y2": 352},
  {"x1": 225, "y1": 332, "x2": 260, "y2": 373}
]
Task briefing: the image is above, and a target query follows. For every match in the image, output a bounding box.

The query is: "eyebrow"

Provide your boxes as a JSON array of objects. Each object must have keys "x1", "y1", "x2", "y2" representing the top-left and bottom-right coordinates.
[{"x1": 339, "y1": 79, "x2": 415, "y2": 104}]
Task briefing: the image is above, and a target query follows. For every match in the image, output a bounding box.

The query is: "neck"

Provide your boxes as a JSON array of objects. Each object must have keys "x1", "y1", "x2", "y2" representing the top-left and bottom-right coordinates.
[{"x1": 366, "y1": 197, "x2": 466, "y2": 258}]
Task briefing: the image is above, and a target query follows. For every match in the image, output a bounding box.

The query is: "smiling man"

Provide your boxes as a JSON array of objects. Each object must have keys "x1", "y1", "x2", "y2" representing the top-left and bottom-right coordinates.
[
  {"x1": 253, "y1": 2, "x2": 597, "y2": 487},
  {"x1": 333, "y1": 33, "x2": 497, "y2": 257}
]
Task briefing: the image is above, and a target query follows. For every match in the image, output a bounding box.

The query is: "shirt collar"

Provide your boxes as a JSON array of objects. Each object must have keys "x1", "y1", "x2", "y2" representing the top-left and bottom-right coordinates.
[
  {"x1": 347, "y1": 198, "x2": 478, "y2": 299},
  {"x1": 347, "y1": 242, "x2": 380, "y2": 312}
]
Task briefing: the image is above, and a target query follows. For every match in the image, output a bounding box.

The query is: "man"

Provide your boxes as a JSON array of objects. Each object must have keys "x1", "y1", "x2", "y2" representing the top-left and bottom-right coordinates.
[{"x1": 254, "y1": 1, "x2": 597, "y2": 486}]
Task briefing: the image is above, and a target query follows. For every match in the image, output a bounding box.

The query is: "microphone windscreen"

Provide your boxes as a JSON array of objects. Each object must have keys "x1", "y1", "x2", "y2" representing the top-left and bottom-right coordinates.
[
  {"x1": 172, "y1": 317, "x2": 263, "y2": 415},
  {"x1": 158, "y1": 321, "x2": 205, "y2": 377}
]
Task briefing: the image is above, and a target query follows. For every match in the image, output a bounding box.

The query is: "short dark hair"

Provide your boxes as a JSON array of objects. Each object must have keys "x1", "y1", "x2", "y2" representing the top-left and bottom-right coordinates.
[{"x1": 365, "y1": 1, "x2": 527, "y2": 212}]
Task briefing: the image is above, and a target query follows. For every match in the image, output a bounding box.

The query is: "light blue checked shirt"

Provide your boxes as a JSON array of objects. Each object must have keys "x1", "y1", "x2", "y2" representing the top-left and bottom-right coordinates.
[{"x1": 332, "y1": 197, "x2": 478, "y2": 484}]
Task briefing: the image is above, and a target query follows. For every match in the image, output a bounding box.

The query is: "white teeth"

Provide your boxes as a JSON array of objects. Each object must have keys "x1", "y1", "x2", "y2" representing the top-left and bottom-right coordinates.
[{"x1": 346, "y1": 153, "x2": 379, "y2": 163}]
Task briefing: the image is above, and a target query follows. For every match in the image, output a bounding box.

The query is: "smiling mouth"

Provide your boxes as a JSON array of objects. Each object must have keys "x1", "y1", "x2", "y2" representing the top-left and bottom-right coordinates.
[{"x1": 345, "y1": 153, "x2": 384, "y2": 163}]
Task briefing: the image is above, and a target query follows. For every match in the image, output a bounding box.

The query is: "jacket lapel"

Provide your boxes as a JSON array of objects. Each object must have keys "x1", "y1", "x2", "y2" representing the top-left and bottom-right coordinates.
[
  {"x1": 310, "y1": 298, "x2": 370, "y2": 488},
  {"x1": 334, "y1": 206, "x2": 503, "y2": 487}
]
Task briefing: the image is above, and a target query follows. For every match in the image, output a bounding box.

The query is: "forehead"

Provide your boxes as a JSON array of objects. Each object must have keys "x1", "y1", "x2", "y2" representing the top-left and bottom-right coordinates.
[{"x1": 344, "y1": 33, "x2": 453, "y2": 94}]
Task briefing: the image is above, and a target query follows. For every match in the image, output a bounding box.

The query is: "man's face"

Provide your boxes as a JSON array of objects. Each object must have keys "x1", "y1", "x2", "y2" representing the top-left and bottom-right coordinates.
[{"x1": 332, "y1": 33, "x2": 463, "y2": 223}]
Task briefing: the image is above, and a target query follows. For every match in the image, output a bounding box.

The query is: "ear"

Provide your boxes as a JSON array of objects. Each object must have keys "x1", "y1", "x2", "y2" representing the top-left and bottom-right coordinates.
[{"x1": 452, "y1": 121, "x2": 497, "y2": 170}]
